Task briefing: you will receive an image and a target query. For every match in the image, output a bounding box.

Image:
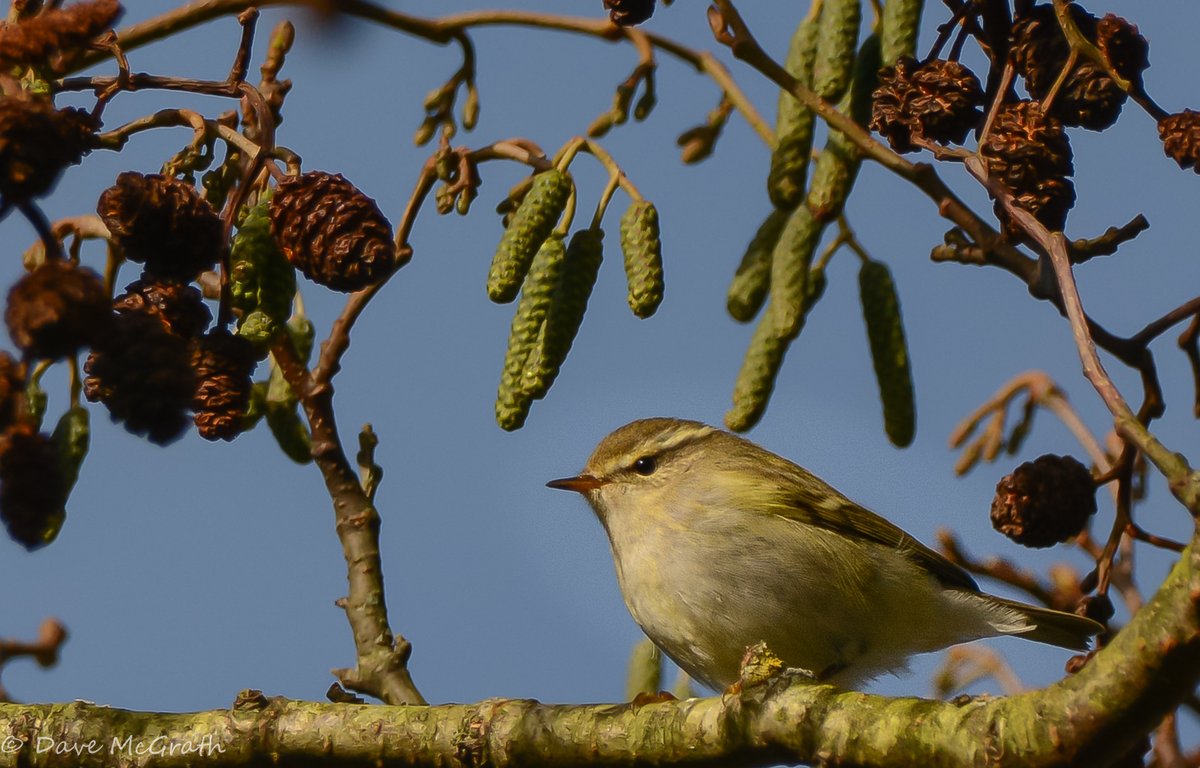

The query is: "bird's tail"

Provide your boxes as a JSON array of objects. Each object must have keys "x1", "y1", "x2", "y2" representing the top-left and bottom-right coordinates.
[{"x1": 987, "y1": 595, "x2": 1104, "y2": 651}]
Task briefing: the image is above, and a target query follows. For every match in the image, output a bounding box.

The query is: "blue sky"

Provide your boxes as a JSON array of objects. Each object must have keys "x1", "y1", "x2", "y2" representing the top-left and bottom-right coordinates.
[{"x1": 2, "y1": 0, "x2": 1198, "y2": 722}]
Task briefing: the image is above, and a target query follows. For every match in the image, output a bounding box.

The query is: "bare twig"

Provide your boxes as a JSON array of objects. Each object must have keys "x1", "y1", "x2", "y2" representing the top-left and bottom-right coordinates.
[
  {"x1": 1179, "y1": 315, "x2": 1200, "y2": 418},
  {"x1": 0, "y1": 619, "x2": 68, "y2": 703},
  {"x1": 1068, "y1": 215, "x2": 1149, "y2": 265},
  {"x1": 64, "y1": 0, "x2": 774, "y2": 147},
  {"x1": 962, "y1": 153, "x2": 1197, "y2": 510},
  {"x1": 933, "y1": 645, "x2": 1025, "y2": 698},
  {"x1": 269, "y1": 335, "x2": 424, "y2": 705},
  {"x1": 937, "y1": 530, "x2": 1079, "y2": 611},
  {"x1": 313, "y1": 138, "x2": 555, "y2": 388},
  {"x1": 949, "y1": 371, "x2": 1108, "y2": 477},
  {"x1": 1132, "y1": 296, "x2": 1200, "y2": 348},
  {"x1": 1049, "y1": 0, "x2": 1166, "y2": 121}
]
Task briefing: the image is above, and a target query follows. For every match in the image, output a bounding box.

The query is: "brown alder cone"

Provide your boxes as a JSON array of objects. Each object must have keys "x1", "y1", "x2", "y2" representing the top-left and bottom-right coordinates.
[
  {"x1": 113, "y1": 278, "x2": 211, "y2": 339},
  {"x1": 5, "y1": 259, "x2": 112, "y2": 360},
  {"x1": 1077, "y1": 594, "x2": 1114, "y2": 625},
  {"x1": 871, "y1": 57, "x2": 983, "y2": 153},
  {"x1": 0, "y1": 95, "x2": 99, "y2": 203},
  {"x1": 270, "y1": 171, "x2": 397, "y2": 292},
  {"x1": 1010, "y1": 4, "x2": 1126, "y2": 130},
  {"x1": 191, "y1": 330, "x2": 256, "y2": 441},
  {"x1": 1095, "y1": 14, "x2": 1149, "y2": 90},
  {"x1": 97, "y1": 172, "x2": 223, "y2": 283},
  {"x1": 1158, "y1": 110, "x2": 1200, "y2": 173},
  {"x1": 991, "y1": 454, "x2": 1097, "y2": 548},
  {"x1": 0, "y1": 0, "x2": 123, "y2": 70},
  {"x1": 604, "y1": 0, "x2": 654, "y2": 26},
  {"x1": 0, "y1": 423, "x2": 67, "y2": 551},
  {"x1": 0, "y1": 353, "x2": 25, "y2": 433},
  {"x1": 981, "y1": 101, "x2": 1075, "y2": 231},
  {"x1": 83, "y1": 312, "x2": 195, "y2": 445}
]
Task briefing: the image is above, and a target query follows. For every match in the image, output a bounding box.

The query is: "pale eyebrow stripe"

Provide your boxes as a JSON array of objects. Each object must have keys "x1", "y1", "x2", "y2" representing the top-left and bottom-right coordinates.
[{"x1": 652, "y1": 424, "x2": 717, "y2": 453}]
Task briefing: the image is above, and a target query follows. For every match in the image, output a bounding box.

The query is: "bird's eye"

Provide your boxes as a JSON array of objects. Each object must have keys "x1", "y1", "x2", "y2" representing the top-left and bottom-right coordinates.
[{"x1": 632, "y1": 456, "x2": 657, "y2": 476}]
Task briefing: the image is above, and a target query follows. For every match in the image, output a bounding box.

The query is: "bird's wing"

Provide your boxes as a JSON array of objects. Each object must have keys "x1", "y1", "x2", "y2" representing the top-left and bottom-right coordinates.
[{"x1": 783, "y1": 484, "x2": 980, "y2": 593}]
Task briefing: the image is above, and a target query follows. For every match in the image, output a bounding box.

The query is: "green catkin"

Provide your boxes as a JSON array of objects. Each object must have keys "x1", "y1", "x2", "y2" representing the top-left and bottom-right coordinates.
[
  {"x1": 25, "y1": 376, "x2": 45, "y2": 428},
  {"x1": 264, "y1": 399, "x2": 314, "y2": 464},
  {"x1": 495, "y1": 236, "x2": 567, "y2": 431},
  {"x1": 626, "y1": 639, "x2": 663, "y2": 701},
  {"x1": 25, "y1": 405, "x2": 90, "y2": 545},
  {"x1": 858, "y1": 260, "x2": 916, "y2": 447},
  {"x1": 767, "y1": 6, "x2": 821, "y2": 210},
  {"x1": 230, "y1": 198, "x2": 296, "y2": 347},
  {"x1": 52, "y1": 406, "x2": 88, "y2": 495},
  {"x1": 619, "y1": 201, "x2": 664, "y2": 318},
  {"x1": 880, "y1": 0, "x2": 924, "y2": 65},
  {"x1": 767, "y1": 204, "x2": 823, "y2": 340},
  {"x1": 806, "y1": 267, "x2": 829, "y2": 315},
  {"x1": 727, "y1": 208, "x2": 788, "y2": 322},
  {"x1": 261, "y1": 316, "x2": 314, "y2": 464},
  {"x1": 520, "y1": 229, "x2": 604, "y2": 400},
  {"x1": 770, "y1": 36, "x2": 878, "y2": 338},
  {"x1": 811, "y1": 0, "x2": 862, "y2": 101},
  {"x1": 487, "y1": 169, "x2": 572, "y2": 303},
  {"x1": 727, "y1": 267, "x2": 828, "y2": 432},
  {"x1": 244, "y1": 381, "x2": 267, "y2": 431},
  {"x1": 726, "y1": 311, "x2": 786, "y2": 433},
  {"x1": 806, "y1": 34, "x2": 882, "y2": 223}
]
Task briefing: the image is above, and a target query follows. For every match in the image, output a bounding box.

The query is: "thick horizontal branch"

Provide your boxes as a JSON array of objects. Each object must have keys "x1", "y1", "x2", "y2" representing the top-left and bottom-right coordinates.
[{"x1": 3, "y1": 521, "x2": 1200, "y2": 767}]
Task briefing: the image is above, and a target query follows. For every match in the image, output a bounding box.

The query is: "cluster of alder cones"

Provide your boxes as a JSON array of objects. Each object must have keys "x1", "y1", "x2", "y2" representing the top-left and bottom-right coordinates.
[
  {"x1": 0, "y1": 0, "x2": 397, "y2": 549},
  {"x1": 605, "y1": 0, "x2": 1200, "y2": 235},
  {"x1": 869, "y1": 4, "x2": 1200, "y2": 234},
  {"x1": 0, "y1": 160, "x2": 398, "y2": 547}
]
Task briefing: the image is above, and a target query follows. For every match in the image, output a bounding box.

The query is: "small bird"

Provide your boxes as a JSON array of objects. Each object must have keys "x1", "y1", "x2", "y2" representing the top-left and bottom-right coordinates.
[{"x1": 547, "y1": 417, "x2": 1102, "y2": 690}]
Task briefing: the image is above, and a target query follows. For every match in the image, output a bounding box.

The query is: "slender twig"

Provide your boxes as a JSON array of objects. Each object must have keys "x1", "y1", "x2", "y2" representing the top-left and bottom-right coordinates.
[
  {"x1": 964, "y1": 153, "x2": 1198, "y2": 510},
  {"x1": 64, "y1": 0, "x2": 774, "y2": 147},
  {"x1": 312, "y1": 139, "x2": 547, "y2": 389},
  {"x1": 1128, "y1": 523, "x2": 1185, "y2": 554},
  {"x1": 1153, "y1": 711, "x2": 1186, "y2": 768},
  {"x1": 227, "y1": 8, "x2": 258, "y2": 84},
  {"x1": 1046, "y1": 396, "x2": 1108, "y2": 471},
  {"x1": 310, "y1": 166, "x2": 432, "y2": 390},
  {"x1": 708, "y1": 0, "x2": 1029, "y2": 285},
  {"x1": 96, "y1": 107, "x2": 207, "y2": 150},
  {"x1": 1038, "y1": 48, "x2": 1077, "y2": 118},
  {"x1": 1049, "y1": 0, "x2": 1166, "y2": 121},
  {"x1": 16, "y1": 201, "x2": 63, "y2": 261},
  {"x1": 580, "y1": 139, "x2": 644, "y2": 201},
  {"x1": 933, "y1": 645, "x2": 1025, "y2": 698},
  {"x1": 975, "y1": 61, "x2": 1016, "y2": 169},
  {"x1": 1132, "y1": 296, "x2": 1200, "y2": 347},
  {"x1": 948, "y1": 371, "x2": 1109, "y2": 479},
  {"x1": 593, "y1": 173, "x2": 621, "y2": 231},
  {"x1": 1111, "y1": 528, "x2": 1143, "y2": 618},
  {"x1": 1093, "y1": 448, "x2": 1135, "y2": 595},
  {"x1": 1179, "y1": 315, "x2": 1200, "y2": 418},
  {"x1": 0, "y1": 619, "x2": 68, "y2": 703},
  {"x1": 936, "y1": 530, "x2": 1071, "y2": 610},
  {"x1": 269, "y1": 334, "x2": 425, "y2": 705},
  {"x1": 1068, "y1": 215, "x2": 1149, "y2": 264},
  {"x1": 706, "y1": 0, "x2": 1172, "y2": 403}
]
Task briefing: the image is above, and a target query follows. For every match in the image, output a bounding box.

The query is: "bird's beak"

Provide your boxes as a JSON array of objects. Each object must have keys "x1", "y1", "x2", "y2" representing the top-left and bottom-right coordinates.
[{"x1": 546, "y1": 474, "x2": 605, "y2": 493}]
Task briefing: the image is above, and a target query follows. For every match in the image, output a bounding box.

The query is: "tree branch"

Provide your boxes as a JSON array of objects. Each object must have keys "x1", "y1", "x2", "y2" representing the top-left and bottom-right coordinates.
[
  {"x1": 964, "y1": 154, "x2": 1198, "y2": 508},
  {"x1": 64, "y1": 0, "x2": 773, "y2": 147},
  {"x1": 2, "y1": 524, "x2": 1200, "y2": 765},
  {"x1": 269, "y1": 336, "x2": 425, "y2": 706}
]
